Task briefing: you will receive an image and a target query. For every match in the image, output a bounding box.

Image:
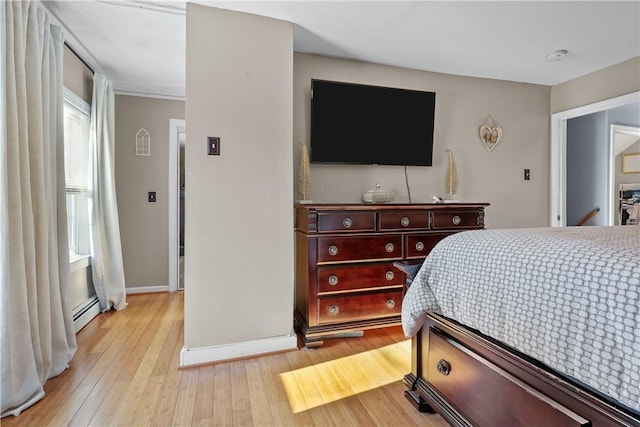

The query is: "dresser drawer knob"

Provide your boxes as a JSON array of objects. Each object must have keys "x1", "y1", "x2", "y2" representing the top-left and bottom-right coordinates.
[
  {"x1": 415, "y1": 242, "x2": 425, "y2": 251},
  {"x1": 452, "y1": 215, "x2": 461, "y2": 225},
  {"x1": 401, "y1": 217, "x2": 410, "y2": 227},
  {"x1": 328, "y1": 245, "x2": 338, "y2": 256},
  {"x1": 342, "y1": 218, "x2": 353, "y2": 229},
  {"x1": 385, "y1": 271, "x2": 395, "y2": 281},
  {"x1": 329, "y1": 305, "x2": 339, "y2": 316},
  {"x1": 328, "y1": 275, "x2": 339, "y2": 286},
  {"x1": 385, "y1": 243, "x2": 395, "y2": 253},
  {"x1": 437, "y1": 359, "x2": 451, "y2": 376},
  {"x1": 386, "y1": 299, "x2": 395, "y2": 309}
]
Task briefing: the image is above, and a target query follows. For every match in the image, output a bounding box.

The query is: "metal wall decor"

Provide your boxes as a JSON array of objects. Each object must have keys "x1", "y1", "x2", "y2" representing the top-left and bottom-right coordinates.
[
  {"x1": 136, "y1": 128, "x2": 151, "y2": 156},
  {"x1": 479, "y1": 115, "x2": 503, "y2": 152}
]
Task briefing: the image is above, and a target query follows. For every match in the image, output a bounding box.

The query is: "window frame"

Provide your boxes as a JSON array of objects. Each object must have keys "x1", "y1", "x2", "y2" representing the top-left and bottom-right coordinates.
[{"x1": 63, "y1": 87, "x2": 92, "y2": 264}]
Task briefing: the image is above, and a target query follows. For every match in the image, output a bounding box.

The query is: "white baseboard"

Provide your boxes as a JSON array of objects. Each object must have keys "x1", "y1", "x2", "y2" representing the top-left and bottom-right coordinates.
[
  {"x1": 180, "y1": 333, "x2": 298, "y2": 367},
  {"x1": 74, "y1": 300, "x2": 101, "y2": 333},
  {"x1": 126, "y1": 285, "x2": 169, "y2": 294}
]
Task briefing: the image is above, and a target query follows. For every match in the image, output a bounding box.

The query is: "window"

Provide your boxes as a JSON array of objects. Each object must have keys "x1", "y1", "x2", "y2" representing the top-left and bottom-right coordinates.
[{"x1": 63, "y1": 89, "x2": 91, "y2": 261}]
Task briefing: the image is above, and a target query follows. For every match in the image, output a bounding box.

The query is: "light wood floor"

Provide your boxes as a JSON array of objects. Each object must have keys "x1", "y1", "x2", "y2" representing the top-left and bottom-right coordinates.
[{"x1": 3, "y1": 292, "x2": 448, "y2": 426}]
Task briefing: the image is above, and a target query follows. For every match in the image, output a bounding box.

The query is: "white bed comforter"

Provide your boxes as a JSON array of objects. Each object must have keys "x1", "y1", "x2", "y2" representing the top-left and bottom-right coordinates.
[{"x1": 401, "y1": 226, "x2": 640, "y2": 412}]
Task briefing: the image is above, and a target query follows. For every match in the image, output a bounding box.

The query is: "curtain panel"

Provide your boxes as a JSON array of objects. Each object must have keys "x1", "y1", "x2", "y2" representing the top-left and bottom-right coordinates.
[
  {"x1": 90, "y1": 73, "x2": 127, "y2": 311},
  {"x1": 1, "y1": 0, "x2": 77, "y2": 417}
]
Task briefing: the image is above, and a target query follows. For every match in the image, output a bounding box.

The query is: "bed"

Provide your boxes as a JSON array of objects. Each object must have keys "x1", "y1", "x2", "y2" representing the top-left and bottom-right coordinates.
[{"x1": 401, "y1": 226, "x2": 640, "y2": 426}]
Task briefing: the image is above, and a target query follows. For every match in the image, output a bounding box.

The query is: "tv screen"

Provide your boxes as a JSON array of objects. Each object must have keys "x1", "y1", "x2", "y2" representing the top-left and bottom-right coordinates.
[{"x1": 310, "y1": 79, "x2": 435, "y2": 166}]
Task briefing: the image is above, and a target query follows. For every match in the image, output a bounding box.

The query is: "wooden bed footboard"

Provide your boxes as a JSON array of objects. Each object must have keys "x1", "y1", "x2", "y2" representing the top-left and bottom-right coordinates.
[{"x1": 403, "y1": 313, "x2": 640, "y2": 427}]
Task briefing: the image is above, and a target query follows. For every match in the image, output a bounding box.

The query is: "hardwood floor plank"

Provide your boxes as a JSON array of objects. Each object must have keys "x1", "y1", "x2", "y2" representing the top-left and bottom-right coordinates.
[
  {"x1": 151, "y1": 319, "x2": 183, "y2": 378},
  {"x1": 258, "y1": 353, "x2": 290, "y2": 404},
  {"x1": 149, "y1": 325, "x2": 185, "y2": 426},
  {"x1": 191, "y1": 364, "x2": 215, "y2": 425},
  {"x1": 129, "y1": 375, "x2": 165, "y2": 426},
  {"x1": 70, "y1": 298, "x2": 160, "y2": 426},
  {"x1": 268, "y1": 401, "x2": 298, "y2": 426},
  {"x1": 306, "y1": 400, "x2": 341, "y2": 426},
  {"x1": 331, "y1": 395, "x2": 377, "y2": 426},
  {"x1": 44, "y1": 385, "x2": 93, "y2": 427},
  {"x1": 86, "y1": 380, "x2": 130, "y2": 426},
  {"x1": 110, "y1": 315, "x2": 176, "y2": 425},
  {"x1": 245, "y1": 358, "x2": 274, "y2": 426},
  {"x1": 1, "y1": 292, "x2": 446, "y2": 427},
  {"x1": 114, "y1": 294, "x2": 167, "y2": 382},
  {"x1": 231, "y1": 408, "x2": 254, "y2": 426},
  {"x1": 171, "y1": 367, "x2": 198, "y2": 426},
  {"x1": 230, "y1": 361, "x2": 250, "y2": 413},
  {"x1": 211, "y1": 363, "x2": 233, "y2": 427}
]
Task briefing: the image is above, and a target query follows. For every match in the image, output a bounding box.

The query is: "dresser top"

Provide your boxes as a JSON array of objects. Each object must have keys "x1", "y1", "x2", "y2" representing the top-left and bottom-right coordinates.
[{"x1": 295, "y1": 202, "x2": 490, "y2": 211}]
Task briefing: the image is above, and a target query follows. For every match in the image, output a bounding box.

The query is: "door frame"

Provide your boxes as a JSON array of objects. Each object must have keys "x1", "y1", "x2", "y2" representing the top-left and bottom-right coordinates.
[
  {"x1": 169, "y1": 119, "x2": 185, "y2": 292},
  {"x1": 549, "y1": 91, "x2": 640, "y2": 227}
]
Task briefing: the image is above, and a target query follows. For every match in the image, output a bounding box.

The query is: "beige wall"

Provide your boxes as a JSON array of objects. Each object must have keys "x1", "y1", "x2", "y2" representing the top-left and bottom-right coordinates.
[
  {"x1": 114, "y1": 95, "x2": 185, "y2": 288},
  {"x1": 551, "y1": 56, "x2": 640, "y2": 113},
  {"x1": 185, "y1": 4, "x2": 294, "y2": 348},
  {"x1": 294, "y1": 53, "x2": 551, "y2": 229},
  {"x1": 63, "y1": 45, "x2": 93, "y2": 104}
]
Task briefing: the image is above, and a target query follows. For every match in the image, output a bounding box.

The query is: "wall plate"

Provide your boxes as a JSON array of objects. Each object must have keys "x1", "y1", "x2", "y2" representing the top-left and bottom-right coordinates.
[{"x1": 207, "y1": 137, "x2": 220, "y2": 155}]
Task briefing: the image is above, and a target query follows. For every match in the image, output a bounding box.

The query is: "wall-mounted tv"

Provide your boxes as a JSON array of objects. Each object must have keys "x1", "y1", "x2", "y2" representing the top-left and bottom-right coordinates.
[{"x1": 310, "y1": 79, "x2": 436, "y2": 166}]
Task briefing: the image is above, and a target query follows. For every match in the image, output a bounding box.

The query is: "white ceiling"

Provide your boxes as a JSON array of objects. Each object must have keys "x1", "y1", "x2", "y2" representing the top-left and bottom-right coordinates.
[{"x1": 44, "y1": 1, "x2": 640, "y2": 100}]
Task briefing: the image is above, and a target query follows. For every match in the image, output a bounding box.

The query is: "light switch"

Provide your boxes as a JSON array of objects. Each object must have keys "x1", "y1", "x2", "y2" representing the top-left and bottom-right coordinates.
[
  {"x1": 148, "y1": 191, "x2": 156, "y2": 202},
  {"x1": 207, "y1": 137, "x2": 220, "y2": 155}
]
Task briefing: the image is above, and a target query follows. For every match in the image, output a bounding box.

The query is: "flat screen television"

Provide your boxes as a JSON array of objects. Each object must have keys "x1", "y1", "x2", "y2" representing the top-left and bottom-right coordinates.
[{"x1": 310, "y1": 79, "x2": 435, "y2": 166}]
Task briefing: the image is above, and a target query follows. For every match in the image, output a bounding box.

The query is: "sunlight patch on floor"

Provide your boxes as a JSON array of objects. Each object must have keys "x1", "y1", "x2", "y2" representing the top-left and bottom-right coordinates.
[{"x1": 280, "y1": 340, "x2": 411, "y2": 413}]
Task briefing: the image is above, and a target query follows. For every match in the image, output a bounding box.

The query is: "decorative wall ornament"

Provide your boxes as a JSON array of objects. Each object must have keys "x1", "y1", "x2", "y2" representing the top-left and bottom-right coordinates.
[
  {"x1": 135, "y1": 128, "x2": 151, "y2": 156},
  {"x1": 297, "y1": 141, "x2": 312, "y2": 203},
  {"x1": 445, "y1": 149, "x2": 459, "y2": 200},
  {"x1": 479, "y1": 115, "x2": 503, "y2": 152}
]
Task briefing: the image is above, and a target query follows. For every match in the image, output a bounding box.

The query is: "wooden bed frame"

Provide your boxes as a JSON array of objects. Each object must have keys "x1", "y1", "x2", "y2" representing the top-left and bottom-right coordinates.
[{"x1": 403, "y1": 312, "x2": 640, "y2": 427}]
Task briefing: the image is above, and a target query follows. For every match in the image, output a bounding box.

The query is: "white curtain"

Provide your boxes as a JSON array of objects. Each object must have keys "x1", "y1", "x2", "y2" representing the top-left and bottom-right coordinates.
[
  {"x1": 90, "y1": 73, "x2": 127, "y2": 311},
  {"x1": 1, "y1": 0, "x2": 77, "y2": 416}
]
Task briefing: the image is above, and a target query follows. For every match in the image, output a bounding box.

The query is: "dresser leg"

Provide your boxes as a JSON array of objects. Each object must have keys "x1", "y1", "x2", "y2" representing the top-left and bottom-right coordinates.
[
  {"x1": 404, "y1": 389, "x2": 434, "y2": 413},
  {"x1": 303, "y1": 337, "x2": 324, "y2": 349},
  {"x1": 303, "y1": 330, "x2": 365, "y2": 348}
]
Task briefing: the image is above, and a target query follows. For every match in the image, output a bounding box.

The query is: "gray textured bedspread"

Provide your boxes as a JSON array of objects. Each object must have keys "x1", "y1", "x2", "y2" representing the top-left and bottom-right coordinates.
[{"x1": 401, "y1": 225, "x2": 640, "y2": 412}]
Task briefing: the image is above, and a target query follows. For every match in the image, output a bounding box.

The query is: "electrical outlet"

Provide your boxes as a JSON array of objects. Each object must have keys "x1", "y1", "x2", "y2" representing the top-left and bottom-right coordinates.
[
  {"x1": 148, "y1": 191, "x2": 156, "y2": 202},
  {"x1": 207, "y1": 137, "x2": 220, "y2": 155},
  {"x1": 524, "y1": 169, "x2": 531, "y2": 181}
]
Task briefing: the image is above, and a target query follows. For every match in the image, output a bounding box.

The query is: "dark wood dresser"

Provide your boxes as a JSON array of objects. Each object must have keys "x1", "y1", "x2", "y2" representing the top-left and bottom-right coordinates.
[{"x1": 294, "y1": 203, "x2": 489, "y2": 347}]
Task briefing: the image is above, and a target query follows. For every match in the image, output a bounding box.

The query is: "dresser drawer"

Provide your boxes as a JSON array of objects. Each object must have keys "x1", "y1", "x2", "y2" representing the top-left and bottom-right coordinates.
[
  {"x1": 317, "y1": 235, "x2": 403, "y2": 263},
  {"x1": 317, "y1": 211, "x2": 376, "y2": 233},
  {"x1": 405, "y1": 233, "x2": 450, "y2": 259},
  {"x1": 427, "y1": 328, "x2": 590, "y2": 427},
  {"x1": 317, "y1": 263, "x2": 403, "y2": 294},
  {"x1": 317, "y1": 290, "x2": 402, "y2": 324},
  {"x1": 378, "y1": 211, "x2": 430, "y2": 230},
  {"x1": 431, "y1": 210, "x2": 480, "y2": 229}
]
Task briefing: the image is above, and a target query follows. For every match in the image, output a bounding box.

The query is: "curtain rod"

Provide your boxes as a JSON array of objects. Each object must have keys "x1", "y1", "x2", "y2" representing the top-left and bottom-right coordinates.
[{"x1": 64, "y1": 42, "x2": 95, "y2": 75}]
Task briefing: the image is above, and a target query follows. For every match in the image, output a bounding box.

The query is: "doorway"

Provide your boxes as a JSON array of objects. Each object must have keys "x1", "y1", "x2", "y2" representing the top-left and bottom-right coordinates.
[
  {"x1": 169, "y1": 119, "x2": 185, "y2": 291},
  {"x1": 550, "y1": 91, "x2": 640, "y2": 227},
  {"x1": 612, "y1": 124, "x2": 640, "y2": 225}
]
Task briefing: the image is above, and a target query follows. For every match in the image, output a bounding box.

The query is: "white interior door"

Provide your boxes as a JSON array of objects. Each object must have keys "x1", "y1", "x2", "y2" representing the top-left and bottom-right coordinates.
[
  {"x1": 169, "y1": 119, "x2": 185, "y2": 292},
  {"x1": 549, "y1": 91, "x2": 640, "y2": 227}
]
